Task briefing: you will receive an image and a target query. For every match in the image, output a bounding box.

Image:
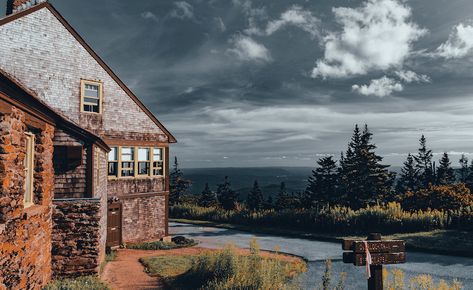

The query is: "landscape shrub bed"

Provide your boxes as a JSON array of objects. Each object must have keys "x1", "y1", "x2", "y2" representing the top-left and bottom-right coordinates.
[
  {"x1": 126, "y1": 238, "x2": 197, "y2": 250},
  {"x1": 44, "y1": 276, "x2": 109, "y2": 290},
  {"x1": 171, "y1": 202, "x2": 473, "y2": 234}
]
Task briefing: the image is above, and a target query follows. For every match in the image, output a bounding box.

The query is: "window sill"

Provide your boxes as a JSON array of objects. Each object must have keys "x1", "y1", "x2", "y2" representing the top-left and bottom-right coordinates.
[{"x1": 108, "y1": 176, "x2": 164, "y2": 181}]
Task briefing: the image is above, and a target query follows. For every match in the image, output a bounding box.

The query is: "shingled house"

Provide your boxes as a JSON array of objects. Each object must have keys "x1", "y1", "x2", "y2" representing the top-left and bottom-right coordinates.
[{"x1": 0, "y1": 0, "x2": 176, "y2": 288}]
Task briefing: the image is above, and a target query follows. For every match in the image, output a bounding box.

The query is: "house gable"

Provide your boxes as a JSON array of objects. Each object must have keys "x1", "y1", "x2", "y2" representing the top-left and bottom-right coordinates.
[{"x1": 0, "y1": 3, "x2": 176, "y2": 143}]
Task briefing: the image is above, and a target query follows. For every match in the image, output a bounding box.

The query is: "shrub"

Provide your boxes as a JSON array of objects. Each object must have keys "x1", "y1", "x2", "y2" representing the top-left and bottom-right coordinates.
[
  {"x1": 402, "y1": 184, "x2": 473, "y2": 211},
  {"x1": 44, "y1": 276, "x2": 109, "y2": 290},
  {"x1": 126, "y1": 239, "x2": 197, "y2": 250}
]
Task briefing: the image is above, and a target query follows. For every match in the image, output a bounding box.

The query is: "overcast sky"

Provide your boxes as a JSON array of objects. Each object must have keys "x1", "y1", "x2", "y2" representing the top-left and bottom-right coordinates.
[{"x1": 3, "y1": 0, "x2": 473, "y2": 168}]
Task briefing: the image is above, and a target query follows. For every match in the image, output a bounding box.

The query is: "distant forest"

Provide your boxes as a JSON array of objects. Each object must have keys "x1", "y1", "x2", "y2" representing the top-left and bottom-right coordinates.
[{"x1": 170, "y1": 124, "x2": 473, "y2": 212}]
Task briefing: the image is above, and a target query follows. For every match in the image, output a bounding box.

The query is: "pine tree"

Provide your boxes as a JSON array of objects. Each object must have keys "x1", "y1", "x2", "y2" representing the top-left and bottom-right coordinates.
[
  {"x1": 339, "y1": 124, "x2": 392, "y2": 208},
  {"x1": 465, "y1": 161, "x2": 473, "y2": 191},
  {"x1": 198, "y1": 183, "x2": 217, "y2": 207},
  {"x1": 247, "y1": 180, "x2": 264, "y2": 211},
  {"x1": 414, "y1": 135, "x2": 434, "y2": 187},
  {"x1": 459, "y1": 154, "x2": 469, "y2": 183},
  {"x1": 437, "y1": 152, "x2": 456, "y2": 185},
  {"x1": 169, "y1": 157, "x2": 191, "y2": 205},
  {"x1": 216, "y1": 176, "x2": 238, "y2": 210},
  {"x1": 396, "y1": 153, "x2": 420, "y2": 194},
  {"x1": 305, "y1": 156, "x2": 339, "y2": 207},
  {"x1": 263, "y1": 195, "x2": 273, "y2": 210},
  {"x1": 275, "y1": 182, "x2": 288, "y2": 210}
]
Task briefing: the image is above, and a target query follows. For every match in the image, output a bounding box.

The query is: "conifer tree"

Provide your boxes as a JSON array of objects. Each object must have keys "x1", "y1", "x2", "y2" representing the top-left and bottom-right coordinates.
[
  {"x1": 339, "y1": 124, "x2": 392, "y2": 208},
  {"x1": 169, "y1": 157, "x2": 191, "y2": 205},
  {"x1": 247, "y1": 180, "x2": 264, "y2": 211},
  {"x1": 216, "y1": 176, "x2": 239, "y2": 210},
  {"x1": 465, "y1": 161, "x2": 473, "y2": 191},
  {"x1": 263, "y1": 195, "x2": 273, "y2": 210},
  {"x1": 275, "y1": 182, "x2": 288, "y2": 210},
  {"x1": 305, "y1": 156, "x2": 339, "y2": 207},
  {"x1": 414, "y1": 135, "x2": 434, "y2": 187},
  {"x1": 198, "y1": 183, "x2": 217, "y2": 207},
  {"x1": 459, "y1": 154, "x2": 469, "y2": 183},
  {"x1": 437, "y1": 152, "x2": 456, "y2": 185},
  {"x1": 396, "y1": 153, "x2": 420, "y2": 194}
]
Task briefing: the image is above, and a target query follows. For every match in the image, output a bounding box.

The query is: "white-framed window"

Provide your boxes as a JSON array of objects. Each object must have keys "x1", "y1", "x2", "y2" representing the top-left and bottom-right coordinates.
[
  {"x1": 24, "y1": 133, "x2": 35, "y2": 208},
  {"x1": 80, "y1": 80, "x2": 103, "y2": 114},
  {"x1": 107, "y1": 146, "x2": 165, "y2": 179}
]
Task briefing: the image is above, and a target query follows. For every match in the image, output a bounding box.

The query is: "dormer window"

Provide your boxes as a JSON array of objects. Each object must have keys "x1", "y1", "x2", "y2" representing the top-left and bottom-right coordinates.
[{"x1": 80, "y1": 80, "x2": 103, "y2": 114}]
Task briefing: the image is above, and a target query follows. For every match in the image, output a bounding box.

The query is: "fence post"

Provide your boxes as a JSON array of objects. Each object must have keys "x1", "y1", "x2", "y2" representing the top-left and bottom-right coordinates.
[{"x1": 367, "y1": 233, "x2": 383, "y2": 290}]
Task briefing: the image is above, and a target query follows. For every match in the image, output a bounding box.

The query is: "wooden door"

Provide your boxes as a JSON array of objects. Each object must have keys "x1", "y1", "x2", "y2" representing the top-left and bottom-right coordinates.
[{"x1": 107, "y1": 202, "x2": 122, "y2": 248}]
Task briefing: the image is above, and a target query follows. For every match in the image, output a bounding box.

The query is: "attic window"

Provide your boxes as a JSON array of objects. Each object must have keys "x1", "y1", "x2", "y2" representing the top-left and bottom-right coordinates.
[{"x1": 80, "y1": 80, "x2": 103, "y2": 114}]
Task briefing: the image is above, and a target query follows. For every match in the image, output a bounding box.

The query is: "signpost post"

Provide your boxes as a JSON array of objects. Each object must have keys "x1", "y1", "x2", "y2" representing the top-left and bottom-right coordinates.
[{"x1": 342, "y1": 233, "x2": 406, "y2": 290}]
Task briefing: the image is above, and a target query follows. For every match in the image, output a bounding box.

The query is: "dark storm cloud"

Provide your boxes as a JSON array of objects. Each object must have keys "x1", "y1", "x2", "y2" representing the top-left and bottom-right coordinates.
[{"x1": 2, "y1": 0, "x2": 473, "y2": 167}]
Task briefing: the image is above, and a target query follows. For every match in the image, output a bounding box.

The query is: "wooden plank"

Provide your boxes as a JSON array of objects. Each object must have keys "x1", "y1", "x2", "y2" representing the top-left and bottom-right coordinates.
[
  {"x1": 343, "y1": 252, "x2": 406, "y2": 266},
  {"x1": 353, "y1": 240, "x2": 405, "y2": 253}
]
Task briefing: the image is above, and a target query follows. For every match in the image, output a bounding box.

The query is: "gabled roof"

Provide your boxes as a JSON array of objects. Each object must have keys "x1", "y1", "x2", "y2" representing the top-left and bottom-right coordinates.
[
  {"x1": 0, "y1": 2, "x2": 177, "y2": 143},
  {"x1": 0, "y1": 68, "x2": 111, "y2": 152}
]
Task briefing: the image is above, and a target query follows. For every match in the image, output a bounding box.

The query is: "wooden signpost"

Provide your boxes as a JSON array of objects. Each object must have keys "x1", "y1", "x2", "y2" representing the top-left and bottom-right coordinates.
[{"x1": 342, "y1": 233, "x2": 406, "y2": 290}]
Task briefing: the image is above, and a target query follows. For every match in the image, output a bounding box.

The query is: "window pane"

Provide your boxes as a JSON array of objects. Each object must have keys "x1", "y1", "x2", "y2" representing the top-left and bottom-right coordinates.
[
  {"x1": 121, "y1": 169, "x2": 134, "y2": 177},
  {"x1": 108, "y1": 162, "x2": 117, "y2": 177},
  {"x1": 84, "y1": 84, "x2": 99, "y2": 98},
  {"x1": 152, "y1": 161, "x2": 163, "y2": 176},
  {"x1": 84, "y1": 97, "x2": 99, "y2": 105},
  {"x1": 138, "y1": 148, "x2": 149, "y2": 161},
  {"x1": 108, "y1": 147, "x2": 118, "y2": 161},
  {"x1": 138, "y1": 162, "x2": 150, "y2": 175},
  {"x1": 121, "y1": 147, "x2": 134, "y2": 161},
  {"x1": 153, "y1": 148, "x2": 162, "y2": 161}
]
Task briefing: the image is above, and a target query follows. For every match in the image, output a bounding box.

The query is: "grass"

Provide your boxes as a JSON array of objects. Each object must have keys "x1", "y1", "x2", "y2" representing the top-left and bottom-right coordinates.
[
  {"x1": 126, "y1": 239, "x2": 197, "y2": 250},
  {"x1": 44, "y1": 276, "x2": 109, "y2": 290},
  {"x1": 140, "y1": 241, "x2": 307, "y2": 290},
  {"x1": 171, "y1": 218, "x2": 473, "y2": 257},
  {"x1": 99, "y1": 250, "x2": 117, "y2": 274}
]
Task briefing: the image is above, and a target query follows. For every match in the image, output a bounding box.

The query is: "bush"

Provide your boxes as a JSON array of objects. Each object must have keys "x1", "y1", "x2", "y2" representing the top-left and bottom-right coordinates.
[
  {"x1": 177, "y1": 241, "x2": 306, "y2": 290},
  {"x1": 402, "y1": 184, "x2": 473, "y2": 211},
  {"x1": 44, "y1": 276, "x2": 109, "y2": 290},
  {"x1": 171, "y1": 202, "x2": 473, "y2": 234},
  {"x1": 126, "y1": 239, "x2": 197, "y2": 250}
]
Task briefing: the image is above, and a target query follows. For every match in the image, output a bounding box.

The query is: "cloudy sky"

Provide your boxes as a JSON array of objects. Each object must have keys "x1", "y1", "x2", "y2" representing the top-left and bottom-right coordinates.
[{"x1": 3, "y1": 0, "x2": 473, "y2": 168}]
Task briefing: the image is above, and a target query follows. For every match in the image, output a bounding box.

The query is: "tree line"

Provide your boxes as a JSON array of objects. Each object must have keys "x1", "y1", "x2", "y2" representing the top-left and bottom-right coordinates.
[{"x1": 170, "y1": 124, "x2": 473, "y2": 211}]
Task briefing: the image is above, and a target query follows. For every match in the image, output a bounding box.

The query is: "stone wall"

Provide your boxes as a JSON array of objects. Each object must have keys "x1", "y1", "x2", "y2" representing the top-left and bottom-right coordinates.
[
  {"x1": 121, "y1": 193, "x2": 167, "y2": 243},
  {"x1": 51, "y1": 198, "x2": 103, "y2": 278},
  {"x1": 0, "y1": 108, "x2": 54, "y2": 290},
  {"x1": 108, "y1": 177, "x2": 165, "y2": 197}
]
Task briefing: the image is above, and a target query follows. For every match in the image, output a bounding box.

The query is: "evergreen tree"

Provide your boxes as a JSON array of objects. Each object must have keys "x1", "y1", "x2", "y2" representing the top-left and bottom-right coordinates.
[
  {"x1": 465, "y1": 161, "x2": 473, "y2": 191},
  {"x1": 198, "y1": 183, "x2": 217, "y2": 207},
  {"x1": 459, "y1": 154, "x2": 469, "y2": 183},
  {"x1": 169, "y1": 157, "x2": 191, "y2": 205},
  {"x1": 216, "y1": 176, "x2": 239, "y2": 210},
  {"x1": 247, "y1": 180, "x2": 264, "y2": 211},
  {"x1": 275, "y1": 182, "x2": 288, "y2": 210},
  {"x1": 414, "y1": 135, "x2": 434, "y2": 187},
  {"x1": 339, "y1": 124, "x2": 392, "y2": 208},
  {"x1": 305, "y1": 156, "x2": 339, "y2": 207},
  {"x1": 263, "y1": 195, "x2": 273, "y2": 210},
  {"x1": 437, "y1": 152, "x2": 456, "y2": 185},
  {"x1": 396, "y1": 153, "x2": 420, "y2": 194}
]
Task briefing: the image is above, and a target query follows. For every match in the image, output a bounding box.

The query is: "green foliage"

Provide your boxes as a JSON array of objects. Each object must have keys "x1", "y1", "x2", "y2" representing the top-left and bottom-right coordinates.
[
  {"x1": 44, "y1": 276, "x2": 109, "y2": 290},
  {"x1": 458, "y1": 154, "x2": 469, "y2": 183},
  {"x1": 402, "y1": 183, "x2": 473, "y2": 211},
  {"x1": 437, "y1": 153, "x2": 456, "y2": 185},
  {"x1": 414, "y1": 135, "x2": 435, "y2": 188},
  {"x1": 126, "y1": 239, "x2": 197, "y2": 250},
  {"x1": 198, "y1": 183, "x2": 218, "y2": 207},
  {"x1": 169, "y1": 157, "x2": 191, "y2": 205},
  {"x1": 275, "y1": 182, "x2": 291, "y2": 210},
  {"x1": 305, "y1": 156, "x2": 339, "y2": 207},
  {"x1": 216, "y1": 176, "x2": 239, "y2": 210},
  {"x1": 247, "y1": 180, "x2": 264, "y2": 211},
  {"x1": 140, "y1": 255, "x2": 195, "y2": 278},
  {"x1": 171, "y1": 202, "x2": 473, "y2": 234},
  {"x1": 339, "y1": 125, "x2": 393, "y2": 209},
  {"x1": 396, "y1": 153, "x2": 420, "y2": 194}
]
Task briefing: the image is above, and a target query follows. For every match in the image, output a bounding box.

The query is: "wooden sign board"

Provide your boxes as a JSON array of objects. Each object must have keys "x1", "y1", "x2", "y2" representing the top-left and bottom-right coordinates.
[
  {"x1": 343, "y1": 252, "x2": 406, "y2": 266},
  {"x1": 343, "y1": 240, "x2": 405, "y2": 253}
]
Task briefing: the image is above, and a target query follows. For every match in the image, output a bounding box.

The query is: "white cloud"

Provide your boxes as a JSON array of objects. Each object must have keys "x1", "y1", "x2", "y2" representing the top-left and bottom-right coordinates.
[
  {"x1": 141, "y1": 11, "x2": 159, "y2": 22},
  {"x1": 228, "y1": 35, "x2": 271, "y2": 62},
  {"x1": 311, "y1": 0, "x2": 426, "y2": 79},
  {"x1": 170, "y1": 1, "x2": 194, "y2": 19},
  {"x1": 265, "y1": 5, "x2": 320, "y2": 38},
  {"x1": 352, "y1": 76, "x2": 403, "y2": 97},
  {"x1": 215, "y1": 17, "x2": 226, "y2": 32},
  {"x1": 435, "y1": 23, "x2": 473, "y2": 59},
  {"x1": 395, "y1": 70, "x2": 430, "y2": 83}
]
